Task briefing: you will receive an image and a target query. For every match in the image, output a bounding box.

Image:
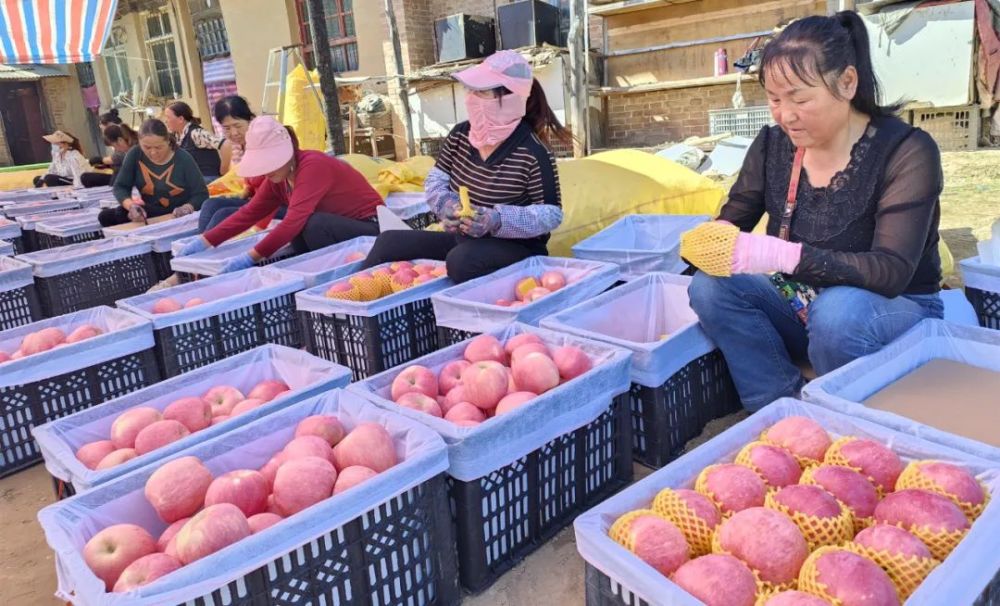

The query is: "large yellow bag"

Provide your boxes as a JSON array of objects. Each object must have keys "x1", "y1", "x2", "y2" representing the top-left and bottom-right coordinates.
[
  {"x1": 283, "y1": 64, "x2": 327, "y2": 153},
  {"x1": 548, "y1": 149, "x2": 727, "y2": 257}
]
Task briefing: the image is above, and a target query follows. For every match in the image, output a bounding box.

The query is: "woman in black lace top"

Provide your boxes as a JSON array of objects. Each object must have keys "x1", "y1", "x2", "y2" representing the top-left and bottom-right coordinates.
[{"x1": 687, "y1": 12, "x2": 944, "y2": 411}]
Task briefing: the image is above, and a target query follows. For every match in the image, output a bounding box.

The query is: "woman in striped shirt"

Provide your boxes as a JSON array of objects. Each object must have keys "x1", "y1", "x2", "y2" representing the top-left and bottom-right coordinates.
[{"x1": 362, "y1": 51, "x2": 568, "y2": 283}]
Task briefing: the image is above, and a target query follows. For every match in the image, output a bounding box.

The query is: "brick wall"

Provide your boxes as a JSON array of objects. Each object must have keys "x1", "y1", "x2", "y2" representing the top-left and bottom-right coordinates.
[{"x1": 606, "y1": 80, "x2": 768, "y2": 148}]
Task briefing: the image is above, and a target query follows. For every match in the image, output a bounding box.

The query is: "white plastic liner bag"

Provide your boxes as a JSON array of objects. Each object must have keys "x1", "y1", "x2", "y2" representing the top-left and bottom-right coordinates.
[
  {"x1": 571, "y1": 214, "x2": 710, "y2": 281},
  {"x1": 0, "y1": 239, "x2": 12, "y2": 256},
  {"x1": 3, "y1": 198, "x2": 83, "y2": 218},
  {"x1": 103, "y1": 213, "x2": 200, "y2": 252},
  {"x1": 268, "y1": 235, "x2": 375, "y2": 287},
  {"x1": 541, "y1": 273, "x2": 716, "y2": 388},
  {"x1": 18, "y1": 237, "x2": 153, "y2": 278},
  {"x1": 0, "y1": 255, "x2": 33, "y2": 292},
  {"x1": 0, "y1": 218, "x2": 20, "y2": 240},
  {"x1": 296, "y1": 259, "x2": 453, "y2": 318},
  {"x1": 431, "y1": 256, "x2": 619, "y2": 333},
  {"x1": 117, "y1": 267, "x2": 306, "y2": 330},
  {"x1": 803, "y1": 319, "x2": 1000, "y2": 462},
  {"x1": 574, "y1": 398, "x2": 1000, "y2": 606},
  {"x1": 0, "y1": 190, "x2": 58, "y2": 205},
  {"x1": 0, "y1": 306, "x2": 154, "y2": 389},
  {"x1": 37, "y1": 214, "x2": 103, "y2": 238},
  {"x1": 960, "y1": 256, "x2": 1000, "y2": 295},
  {"x1": 349, "y1": 322, "x2": 632, "y2": 481},
  {"x1": 32, "y1": 344, "x2": 352, "y2": 492},
  {"x1": 385, "y1": 191, "x2": 432, "y2": 221},
  {"x1": 16, "y1": 207, "x2": 99, "y2": 231},
  {"x1": 37, "y1": 389, "x2": 449, "y2": 606},
  {"x1": 170, "y1": 229, "x2": 292, "y2": 275}
]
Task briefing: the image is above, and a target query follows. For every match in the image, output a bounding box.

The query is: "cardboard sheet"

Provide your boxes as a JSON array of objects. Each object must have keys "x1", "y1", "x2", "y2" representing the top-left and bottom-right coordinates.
[{"x1": 864, "y1": 359, "x2": 1000, "y2": 448}]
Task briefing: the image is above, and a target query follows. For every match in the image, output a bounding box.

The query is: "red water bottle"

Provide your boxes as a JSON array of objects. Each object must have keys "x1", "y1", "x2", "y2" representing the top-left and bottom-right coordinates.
[{"x1": 714, "y1": 48, "x2": 728, "y2": 77}]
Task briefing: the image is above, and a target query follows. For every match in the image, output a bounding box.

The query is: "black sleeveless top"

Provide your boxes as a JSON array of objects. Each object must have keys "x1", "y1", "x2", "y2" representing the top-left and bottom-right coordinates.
[
  {"x1": 719, "y1": 115, "x2": 943, "y2": 298},
  {"x1": 179, "y1": 125, "x2": 222, "y2": 178}
]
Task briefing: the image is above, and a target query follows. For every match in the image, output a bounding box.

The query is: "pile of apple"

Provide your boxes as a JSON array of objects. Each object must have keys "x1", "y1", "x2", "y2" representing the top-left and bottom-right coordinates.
[
  {"x1": 81, "y1": 415, "x2": 399, "y2": 593},
  {"x1": 75, "y1": 380, "x2": 290, "y2": 471},
  {"x1": 494, "y1": 270, "x2": 570, "y2": 308},
  {"x1": 151, "y1": 296, "x2": 203, "y2": 314},
  {"x1": 325, "y1": 260, "x2": 446, "y2": 302},
  {"x1": 608, "y1": 416, "x2": 988, "y2": 606},
  {"x1": 0, "y1": 324, "x2": 103, "y2": 363},
  {"x1": 388, "y1": 333, "x2": 594, "y2": 427}
]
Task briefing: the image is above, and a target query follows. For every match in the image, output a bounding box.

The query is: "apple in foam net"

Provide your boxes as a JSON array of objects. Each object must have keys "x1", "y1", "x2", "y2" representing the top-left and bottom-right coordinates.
[
  {"x1": 460, "y1": 361, "x2": 509, "y2": 410},
  {"x1": 391, "y1": 365, "x2": 438, "y2": 400},
  {"x1": 512, "y1": 352, "x2": 561, "y2": 395},
  {"x1": 396, "y1": 392, "x2": 443, "y2": 417},
  {"x1": 463, "y1": 334, "x2": 507, "y2": 364},
  {"x1": 393, "y1": 268, "x2": 417, "y2": 286},
  {"x1": 110, "y1": 407, "x2": 163, "y2": 449},
  {"x1": 439, "y1": 360, "x2": 470, "y2": 395},
  {"x1": 113, "y1": 552, "x2": 182, "y2": 592},
  {"x1": 295, "y1": 415, "x2": 346, "y2": 446},
  {"x1": 145, "y1": 456, "x2": 214, "y2": 523},
  {"x1": 174, "y1": 503, "x2": 252, "y2": 565},
  {"x1": 204, "y1": 469, "x2": 269, "y2": 517},
  {"x1": 163, "y1": 396, "x2": 213, "y2": 432},
  {"x1": 390, "y1": 261, "x2": 413, "y2": 272},
  {"x1": 203, "y1": 385, "x2": 245, "y2": 417},
  {"x1": 83, "y1": 523, "x2": 158, "y2": 591},
  {"x1": 326, "y1": 282, "x2": 353, "y2": 297}
]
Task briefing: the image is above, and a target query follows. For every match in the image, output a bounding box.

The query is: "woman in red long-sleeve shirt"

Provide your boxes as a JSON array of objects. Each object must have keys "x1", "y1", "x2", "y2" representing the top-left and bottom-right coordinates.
[{"x1": 177, "y1": 116, "x2": 383, "y2": 272}]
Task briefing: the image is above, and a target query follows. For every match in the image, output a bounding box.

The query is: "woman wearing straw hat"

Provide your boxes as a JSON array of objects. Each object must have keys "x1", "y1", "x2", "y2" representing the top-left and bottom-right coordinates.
[
  {"x1": 34, "y1": 131, "x2": 90, "y2": 188},
  {"x1": 361, "y1": 50, "x2": 570, "y2": 283}
]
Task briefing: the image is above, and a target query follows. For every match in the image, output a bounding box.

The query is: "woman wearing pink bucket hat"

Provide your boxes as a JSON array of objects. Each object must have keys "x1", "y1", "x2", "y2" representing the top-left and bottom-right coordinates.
[
  {"x1": 176, "y1": 116, "x2": 383, "y2": 272},
  {"x1": 361, "y1": 50, "x2": 572, "y2": 283}
]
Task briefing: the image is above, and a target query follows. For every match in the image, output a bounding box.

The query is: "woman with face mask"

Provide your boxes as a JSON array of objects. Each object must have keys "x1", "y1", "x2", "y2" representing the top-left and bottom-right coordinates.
[
  {"x1": 34, "y1": 131, "x2": 90, "y2": 188},
  {"x1": 361, "y1": 50, "x2": 570, "y2": 283},
  {"x1": 684, "y1": 12, "x2": 944, "y2": 412},
  {"x1": 98, "y1": 119, "x2": 209, "y2": 227}
]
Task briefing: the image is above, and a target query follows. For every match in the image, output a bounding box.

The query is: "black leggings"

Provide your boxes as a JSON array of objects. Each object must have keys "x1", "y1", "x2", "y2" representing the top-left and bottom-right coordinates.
[
  {"x1": 34, "y1": 174, "x2": 72, "y2": 188},
  {"x1": 80, "y1": 172, "x2": 113, "y2": 188},
  {"x1": 292, "y1": 212, "x2": 380, "y2": 253},
  {"x1": 362, "y1": 230, "x2": 547, "y2": 284}
]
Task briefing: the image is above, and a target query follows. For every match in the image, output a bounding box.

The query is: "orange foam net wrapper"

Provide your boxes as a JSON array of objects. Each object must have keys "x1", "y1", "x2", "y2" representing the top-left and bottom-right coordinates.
[
  {"x1": 798, "y1": 546, "x2": 892, "y2": 604},
  {"x1": 694, "y1": 464, "x2": 743, "y2": 519},
  {"x1": 758, "y1": 429, "x2": 823, "y2": 469},
  {"x1": 325, "y1": 283, "x2": 362, "y2": 301},
  {"x1": 842, "y1": 541, "x2": 940, "y2": 600},
  {"x1": 735, "y1": 441, "x2": 801, "y2": 491},
  {"x1": 763, "y1": 490, "x2": 853, "y2": 551},
  {"x1": 389, "y1": 277, "x2": 413, "y2": 294},
  {"x1": 798, "y1": 465, "x2": 873, "y2": 534},
  {"x1": 895, "y1": 461, "x2": 991, "y2": 522},
  {"x1": 679, "y1": 222, "x2": 738, "y2": 277},
  {"x1": 711, "y1": 528, "x2": 795, "y2": 596},
  {"x1": 349, "y1": 275, "x2": 386, "y2": 301},
  {"x1": 652, "y1": 488, "x2": 718, "y2": 557},
  {"x1": 884, "y1": 521, "x2": 967, "y2": 562},
  {"x1": 822, "y1": 437, "x2": 888, "y2": 498}
]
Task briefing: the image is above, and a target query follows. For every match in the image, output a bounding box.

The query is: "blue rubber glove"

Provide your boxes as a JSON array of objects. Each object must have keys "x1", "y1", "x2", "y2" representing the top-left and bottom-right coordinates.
[
  {"x1": 218, "y1": 252, "x2": 256, "y2": 274},
  {"x1": 438, "y1": 196, "x2": 462, "y2": 234},
  {"x1": 461, "y1": 206, "x2": 500, "y2": 238},
  {"x1": 177, "y1": 237, "x2": 210, "y2": 257}
]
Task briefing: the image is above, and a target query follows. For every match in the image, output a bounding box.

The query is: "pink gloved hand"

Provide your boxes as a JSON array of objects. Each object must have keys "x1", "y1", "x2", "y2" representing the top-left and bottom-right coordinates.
[{"x1": 731, "y1": 232, "x2": 803, "y2": 275}]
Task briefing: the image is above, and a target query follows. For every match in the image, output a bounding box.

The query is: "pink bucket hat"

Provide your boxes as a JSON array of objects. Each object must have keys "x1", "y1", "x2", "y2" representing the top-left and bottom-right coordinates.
[
  {"x1": 237, "y1": 116, "x2": 294, "y2": 178},
  {"x1": 453, "y1": 50, "x2": 533, "y2": 98}
]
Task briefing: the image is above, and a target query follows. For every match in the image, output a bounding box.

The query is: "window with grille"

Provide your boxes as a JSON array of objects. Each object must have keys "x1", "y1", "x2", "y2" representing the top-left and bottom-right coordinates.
[
  {"x1": 295, "y1": 0, "x2": 359, "y2": 73},
  {"x1": 195, "y1": 16, "x2": 230, "y2": 59},
  {"x1": 145, "y1": 11, "x2": 182, "y2": 98},
  {"x1": 104, "y1": 28, "x2": 131, "y2": 96}
]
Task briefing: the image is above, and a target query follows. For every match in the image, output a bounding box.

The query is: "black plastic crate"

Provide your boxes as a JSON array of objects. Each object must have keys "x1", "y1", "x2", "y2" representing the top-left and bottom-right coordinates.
[
  {"x1": 404, "y1": 211, "x2": 437, "y2": 230},
  {"x1": 36, "y1": 230, "x2": 103, "y2": 250},
  {"x1": 21, "y1": 228, "x2": 41, "y2": 252},
  {"x1": 0, "y1": 282, "x2": 43, "y2": 331},
  {"x1": 584, "y1": 563, "x2": 649, "y2": 606},
  {"x1": 34, "y1": 252, "x2": 157, "y2": 316},
  {"x1": 10, "y1": 235, "x2": 24, "y2": 254},
  {"x1": 0, "y1": 348, "x2": 159, "y2": 478},
  {"x1": 437, "y1": 326, "x2": 479, "y2": 347},
  {"x1": 152, "y1": 251, "x2": 173, "y2": 281},
  {"x1": 448, "y1": 395, "x2": 633, "y2": 593},
  {"x1": 184, "y1": 473, "x2": 461, "y2": 606},
  {"x1": 966, "y1": 286, "x2": 1000, "y2": 331},
  {"x1": 154, "y1": 293, "x2": 301, "y2": 378},
  {"x1": 629, "y1": 349, "x2": 740, "y2": 469},
  {"x1": 300, "y1": 298, "x2": 439, "y2": 381},
  {"x1": 174, "y1": 253, "x2": 295, "y2": 284}
]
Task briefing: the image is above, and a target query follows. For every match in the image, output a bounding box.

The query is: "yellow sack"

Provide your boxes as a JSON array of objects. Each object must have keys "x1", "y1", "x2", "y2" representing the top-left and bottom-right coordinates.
[
  {"x1": 548, "y1": 149, "x2": 726, "y2": 257},
  {"x1": 339, "y1": 154, "x2": 390, "y2": 182},
  {"x1": 207, "y1": 166, "x2": 248, "y2": 197},
  {"x1": 939, "y1": 239, "x2": 954, "y2": 281},
  {"x1": 283, "y1": 64, "x2": 326, "y2": 152}
]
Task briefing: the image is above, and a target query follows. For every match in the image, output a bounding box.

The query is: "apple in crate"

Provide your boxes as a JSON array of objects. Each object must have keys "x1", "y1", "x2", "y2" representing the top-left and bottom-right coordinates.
[
  {"x1": 174, "y1": 503, "x2": 252, "y2": 564},
  {"x1": 445, "y1": 402, "x2": 487, "y2": 424},
  {"x1": 248, "y1": 380, "x2": 290, "y2": 402},
  {"x1": 152, "y1": 297, "x2": 182, "y2": 314},
  {"x1": 66, "y1": 324, "x2": 103, "y2": 344},
  {"x1": 113, "y1": 553, "x2": 182, "y2": 592},
  {"x1": 439, "y1": 360, "x2": 470, "y2": 395},
  {"x1": 273, "y1": 456, "x2": 338, "y2": 515},
  {"x1": 391, "y1": 365, "x2": 438, "y2": 400},
  {"x1": 283, "y1": 435, "x2": 336, "y2": 463},
  {"x1": 333, "y1": 466, "x2": 378, "y2": 495},
  {"x1": 390, "y1": 261, "x2": 413, "y2": 272},
  {"x1": 504, "y1": 333, "x2": 544, "y2": 356},
  {"x1": 461, "y1": 361, "x2": 509, "y2": 410},
  {"x1": 135, "y1": 420, "x2": 190, "y2": 455},
  {"x1": 145, "y1": 456, "x2": 214, "y2": 523},
  {"x1": 248, "y1": 513, "x2": 283, "y2": 534},
  {"x1": 396, "y1": 392, "x2": 443, "y2": 417},
  {"x1": 203, "y1": 385, "x2": 245, "y2": 417},
  {"x1": 540, "y1": 271, "x2": 567, "y2": 291},
  {"x1": 83, "y1": 524, "x2": 157, "y2": 590},
  {"x1": 495, "y1": 392, "x2": 537, "y2": 416},
  {"x1": 163, "y1": 397, "x2": 213, "y2": 432},
  {"x1": 464, "y1": 334, "x2": 507, "y2": 364},
  {"x1": 97, "y1": 448, "x2": 137, "y2": 470},
  {"x1": 511, "y1": 352, "x2": 560, "y2": 395},
  {"x1": 76, "y1": 440, "x2": 116, "y2": 470},
  {"x1": 295, "y1": 415, "x2": 346, "y2": 446},
  {"x1": 344, "y1": 251, "x2": 366, "y2": 262},
  {"x1": 332, "y1": 423, "x2": 398, "y2": 472},
  {"x1": 156, "y1": 517, "x2": 190, "y2": 552},
  {"x1": 110, "y1": 407, "x2": 163, "y2": 449},
  {"x1": 552, "y1": 346, "x2": 593, "y2": 381},
  {"x1": 230, "y1": 398, "x2": 266, "y2": 416},
  {"x1": 205, "y1": 469, "x2": 269, "y2": 517},
  {"x1": 184, "y1": 298, "x2": 203, "y2": 308},
  {"x1": 510, "y1": 342, "x2": 549, "y2": 365},
  {"x1": 524, "y1": 287, "x2": 551, "y2": 303}
]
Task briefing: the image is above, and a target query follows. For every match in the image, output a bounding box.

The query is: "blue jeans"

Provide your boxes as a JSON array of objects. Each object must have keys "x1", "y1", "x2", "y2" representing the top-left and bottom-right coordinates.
[
  {"x1": 198, "y1": 197, "x2": 288, "y2": 233},
  {"x1": 688, "y1": 273, "x2": 944, "y2": 411}
]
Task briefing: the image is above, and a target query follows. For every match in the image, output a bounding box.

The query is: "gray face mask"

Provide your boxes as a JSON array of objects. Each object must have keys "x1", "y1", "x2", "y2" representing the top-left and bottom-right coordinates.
[{"x1": 51, "y1": 144, "x2": 61, "y2": 154}]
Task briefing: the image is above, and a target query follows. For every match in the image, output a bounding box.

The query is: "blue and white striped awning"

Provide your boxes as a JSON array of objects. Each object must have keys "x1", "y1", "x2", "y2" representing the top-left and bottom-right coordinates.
[{"x1": 0, "y1": 0, "x2": 119, "y2": 64}]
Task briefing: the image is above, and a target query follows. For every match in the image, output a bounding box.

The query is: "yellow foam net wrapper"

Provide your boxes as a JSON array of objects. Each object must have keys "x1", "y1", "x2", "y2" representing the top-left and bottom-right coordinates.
[
  {"x1": 652, "y1": 488, "x2": 718, "y2": 557},
  {"x1": 799, "y1": 465, "x2": 873, "y2": 534},
  {"x1": 842, "y1": 541, "x2": 940, "y2": 600},
  {"x1": 711, "y1": 527, "x2": 795, "y2": 595},
  {"x1": 325, "y1": 283, "x2": 362, "y2": 301},
  {"x1": 390, "y1": 277, "x2": 413, "y2": 294},
  {"x1": 822, "y1": 437, "x2": 889, "y2": 497},
  {"x1": 695, "y1": 464, "x2": 741, "y2": 519},
  {"x1": 679, "y1": 221, "x2": 739, "y2": 277},
  {"x1": 764, "y1": 490, "x2": 854, "y2": 552},
  {"x1": 758, "y1": 429, "x2": 826, "y2": 469},
  {"x1": 895, "y1": 461, "x2": 991, "y2": 522},
  {"x1": 883, "y1": 521, "x2": 967, "y2": 562},
  {"x1": 608, "y1": 508, "x2": 690, "y2": 559},
  {"x1": 349, "y1": 275, "x2": 387, "y2": 301},
  {"x1": 735, "y1": 441, "x2": 801, "y2": 490}
]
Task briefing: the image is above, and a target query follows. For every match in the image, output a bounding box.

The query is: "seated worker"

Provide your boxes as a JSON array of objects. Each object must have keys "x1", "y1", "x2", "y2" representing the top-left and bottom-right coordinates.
[
  {"x1": 163, "y1": 101, "x2": 231, "y2": 182},
  {"x1": 34, "y1": 131, "x2": 89, "y2": 188},
  {"x1": 98, "y1": 119, "x2": 209, "y2": 227},
  {"x1": 176, "y1": 116, "x2": 382, "y2": 273},
  {"x1": 684, "y1": 12, "x2": 944, "y2": 412},
  {"x1": 81, "y1": 123, "x2": 138, "y2": 188},
  {"x1": 361, "y1": 50, "x2": 568, "y2": 283},
  {"x1": 197, "y1": 96, "x2": 285, "y2": 233}
]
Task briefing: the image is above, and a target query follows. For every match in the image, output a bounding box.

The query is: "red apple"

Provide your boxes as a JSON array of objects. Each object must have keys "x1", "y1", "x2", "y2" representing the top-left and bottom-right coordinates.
[
  {"x1": 230, "y1": 398, "x2": 266, "y2": 416},
  {"x1": 134, "y1": 420, "x2": 190, "y2": 455},
  {"x1": 76, "y1": 440, "x2": 116, "y2": 470},
  {"x1": 113, "y1": 552, "x2": 182, "y2": 592},
  {"x1": 390, "y1": 365, "x2": 438, "y2": 401},
  {"x1": 259, "y1": 452, "x2": 287, "y2": 489},
  {"x1": 438, "y1": 360, "x2": 470, "y2": 395},
  {"x1": 202, "y1": 385, "x2": 245, "y2": 417},
  {"x1": 333, "y1": 466, "x2": 378, "y2": 495},
  {"x1": 503, "y1": 333, "x2": 544, "y2": 356},
  {"x1": 83, "y1": 524, "x2": 157, "y2": 591},
  {"x1": 512, "y1": 352, "x2": 560, "y2": 395},
  {"x1": 248, "y1": 513, "x2": 283, "y2": 534},
  {"x1": 273, "y1": 456, "x2": 337, "y2": 515},
  {"x1": 204, "y1": 469, "x2": 269, "y2": 517},
  {"x1": 110, "y1": 407, "x2": 163, "y2": 449},
  {"x1": 460, "y1": 361, "x2": 510, "y2": 410},
  {"x1": 344, "y1": 251, "x2": 366, "y2": 262},
  {"x1": 390, "y1": 261, "x2": 414, "y2": 272},
  {"x1": 152, "y1": 297, "x2": 182, "y2": 314},
  {"x1": 392, "y1": 268, "x2": 417, "y2": 286},
  {"x1": 332, "y1": 423, "x2": 398, "y2": 472},
  {"x1": 156, "y1": 517, "x2": 190, "y2": 553},
  {"x1": 444, "y1": 386, "x2": 468, "y2": 411},
  {"x1": 326, "y1": 282, "x2": 353, "y2": 297},
  {"x1": 413, "y1": 274, "x2": 434, "y2": 285},
  {"x1": 524, "y1": 287, "x2": 552, "y2": 303},
  {"x1": 510, "y1": 342, "x2": 550, "y2": 365},
  {"x1": 174, "y1": 503, "x2": 251, "y2": 564},
  {"x1": 552, "y1": 346, "x2": 593, "y2": 381},
  {"x1": 66, "y1": 324, "x2": 103, "y2": 344},
  {"x1": 0, "y1": 351, "x2": 9, "y2": 363},
  {"x1": 463, "y1": 334, "x2": 507, "y2": 364},
  {"x1": 283, "y1": 435, "x2": 335, "y2": 463},
  {"x1": 444, "y1": 402, "x2": 487, "y2": 424},
  {"x1": 211, "y1": 415, "x2": 230, "y2": 426},
  {"x1": 184, "y1": 297, "x2": 203, "y2": 308},
  {"x1": 96, "y1": 448, "x2": 137, "y2": 470},
  {"x1": 431, "y1": 266, "x2": 447, "y2": 277},
  {"x1": 396, "y1": 392, "x2": 443, "y2": 417},
  {"x1": 295, "y1": 415, "x2": 346, "y2": 446},
  {"x1": 162, "y1": 396, "x2": 212, "y2": 432},
  {"x1": 495, "y1": 299, "x2": 512, "y2": 307},
  {"x1": 145, "y1": 456, "x2": 214, "y2": 523},
  {"x1": 540, "y1": 271, "x2": 567, "y2": 291},
  {"x1": 247, "y1": 380, "x2": 290, "y2": 402},
  {"x1": 495, "y1": 391, "x2": 538, "y2": 416}
]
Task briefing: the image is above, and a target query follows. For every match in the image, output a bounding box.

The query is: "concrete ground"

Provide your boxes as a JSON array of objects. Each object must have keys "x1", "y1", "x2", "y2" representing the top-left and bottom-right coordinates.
[{"x1": 0, "y1": 149, "x2": 996, "y2": 605}]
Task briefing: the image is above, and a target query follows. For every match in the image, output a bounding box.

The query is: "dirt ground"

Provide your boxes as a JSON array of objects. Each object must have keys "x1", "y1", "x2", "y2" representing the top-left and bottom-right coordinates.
[{"x1": 0, "y1": 149, "x2": 996, "y2": 605}]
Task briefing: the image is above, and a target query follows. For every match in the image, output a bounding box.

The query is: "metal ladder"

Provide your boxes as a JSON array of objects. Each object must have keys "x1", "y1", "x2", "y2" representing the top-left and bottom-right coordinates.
[{"x1": 261, "y1": 44, "x2": 324, "y2": 122}]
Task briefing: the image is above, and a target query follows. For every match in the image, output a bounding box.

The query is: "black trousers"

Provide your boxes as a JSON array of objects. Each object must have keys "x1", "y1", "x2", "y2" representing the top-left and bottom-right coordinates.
[
  {"x1": 293, "y1": 212, "x2": 381, "y2": 253},
  {"x1": 362, "y1": 230, "x2": 547, "y2": 284},
  {"x1": 34, "y1": 174, "x2": 73, "y2": 188},
  {"x1": 80, "y1": 172, "x2": 113, "y2": 188},
  {"x1": 98, "y1": 206, "x2": 130, "y2": 227}
]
